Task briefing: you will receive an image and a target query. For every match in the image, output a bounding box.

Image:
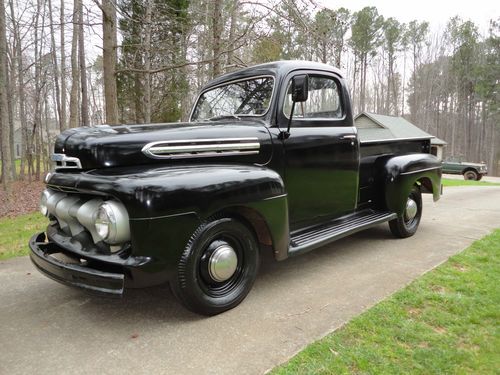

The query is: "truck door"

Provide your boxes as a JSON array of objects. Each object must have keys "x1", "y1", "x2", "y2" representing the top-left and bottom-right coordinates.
[{"x1": 278, "y1": 73, "x2": 359, "y2": 229}]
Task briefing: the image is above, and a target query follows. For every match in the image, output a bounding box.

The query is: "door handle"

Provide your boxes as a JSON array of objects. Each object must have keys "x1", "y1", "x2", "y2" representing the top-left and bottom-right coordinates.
[{"x1": 341, "y1": 134, "x2": 357, "y2": 140}]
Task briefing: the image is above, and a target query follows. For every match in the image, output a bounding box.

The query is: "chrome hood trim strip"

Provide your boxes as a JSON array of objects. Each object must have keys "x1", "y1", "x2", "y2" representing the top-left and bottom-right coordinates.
[{"x1": 141, "y1": 137, "x2": 261, "y2": 159}]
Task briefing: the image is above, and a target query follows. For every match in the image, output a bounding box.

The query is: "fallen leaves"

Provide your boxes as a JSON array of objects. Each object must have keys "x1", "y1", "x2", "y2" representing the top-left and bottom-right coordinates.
[{"x1": 0, "y1": 180, "x2": 44, "y2": 218}]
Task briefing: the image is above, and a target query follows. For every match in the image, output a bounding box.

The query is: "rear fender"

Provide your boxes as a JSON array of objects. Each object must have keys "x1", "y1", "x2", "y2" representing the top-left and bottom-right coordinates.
[{"x1": 384, "y1": 154, "x2": 442, "y2": 216}]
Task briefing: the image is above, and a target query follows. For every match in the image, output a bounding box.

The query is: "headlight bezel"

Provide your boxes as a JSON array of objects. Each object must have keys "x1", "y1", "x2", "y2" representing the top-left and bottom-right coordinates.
[
  {"x1": 93, "y1": 201, "x2": 130, "y2": 245},
  {"x1": 95, "y1": 203, "x2": 114, "y2": 241},
  {"x1": 40, "y1": 190, "x2": 50, "y2": 216}
]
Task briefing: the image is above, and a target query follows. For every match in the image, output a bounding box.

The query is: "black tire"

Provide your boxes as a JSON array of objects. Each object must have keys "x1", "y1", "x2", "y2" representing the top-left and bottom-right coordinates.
[
  {"x1": 389, "y1": 185, "x2": 422, "y2": 238},
  {"x1": 171, "y1": 217, "x2": 259, "y2": 316},
  {"x1": 476, "y1": 174, "x2": 483, "y2": 181},
  {"x1": 463, "y1": 170, "x2": 478, "y2": 180}
]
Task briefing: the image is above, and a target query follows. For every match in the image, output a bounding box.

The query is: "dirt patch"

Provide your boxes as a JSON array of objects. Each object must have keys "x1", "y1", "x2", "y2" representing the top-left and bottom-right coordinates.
[
  {"x1": 0, "y1": 180, "x2": 45, "y2": 218},
  {"x1": 432, "y1": 326, "x2": 447, "y2": 334},
  {"x1": 451, "y1": 263, "x2": 468, "y2": 272}
]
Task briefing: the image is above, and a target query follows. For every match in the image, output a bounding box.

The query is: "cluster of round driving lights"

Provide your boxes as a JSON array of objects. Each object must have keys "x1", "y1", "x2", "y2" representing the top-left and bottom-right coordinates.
[{"x1": 39, "y1": 190, "x2": 51, "y2": 217}]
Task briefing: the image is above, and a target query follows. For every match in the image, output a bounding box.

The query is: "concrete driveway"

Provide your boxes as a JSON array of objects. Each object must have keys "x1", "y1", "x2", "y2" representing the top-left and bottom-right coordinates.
[{"x1": 1, "y1": 185, "x2": 499, "y2": 375}]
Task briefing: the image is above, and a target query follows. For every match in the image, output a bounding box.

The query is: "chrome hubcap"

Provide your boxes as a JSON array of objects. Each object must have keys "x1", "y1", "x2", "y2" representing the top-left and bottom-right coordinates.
[
  {"x1": 208, "y1": 244, "x2": 238, "y2": 282},
  {"x1": 405, "y1": 198, "x2": 418, "y2": 221}
]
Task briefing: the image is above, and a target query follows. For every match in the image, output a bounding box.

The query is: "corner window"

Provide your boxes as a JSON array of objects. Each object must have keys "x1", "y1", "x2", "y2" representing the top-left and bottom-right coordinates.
[{"x1": 283, "y1": 76, "x2": 342, "y2": 120}]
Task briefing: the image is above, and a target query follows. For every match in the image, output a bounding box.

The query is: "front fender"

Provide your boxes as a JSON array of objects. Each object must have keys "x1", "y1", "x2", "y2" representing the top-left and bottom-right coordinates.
[
  {"x1": 47, "y1": 164, "x2": 286, "y2": 219},
  {"x1": 46, "y1": 164, "x2": 288, "y2": 278},
  {"x1": 384, "y1": 154, "x2": 442, "y2": 215}
]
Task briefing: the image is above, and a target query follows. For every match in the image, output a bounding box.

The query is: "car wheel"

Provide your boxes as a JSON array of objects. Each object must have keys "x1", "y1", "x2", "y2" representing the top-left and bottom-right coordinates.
[
  {"x1": 389, "y1": 185, "x2": 422, "y2": 238},
  {"x1": 464, "y1": 170, "x2": 478, "y2": 180},
  {"x1": 171, "y1": 217, "x2": 259, "y2": 316}
]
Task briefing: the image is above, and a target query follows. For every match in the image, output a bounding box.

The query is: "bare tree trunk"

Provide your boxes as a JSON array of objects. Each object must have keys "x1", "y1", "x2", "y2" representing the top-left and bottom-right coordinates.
[
  {"x1": 48, "y1": 0, "x2": 63, "y2": 132},
  {"x1": 60, "y1": 0, "x2": 67, "y2": 131},
  {"x1": 78, "y1": 0, "x2": 89, "y2": 126},
  {"x1": 0, "y1": 0, "x2": 12, "y2": 186},
  {"x1": 69, "y1": 0, "x2": 80, "y2": 128},
  {"x1": 102, "y1": 0, "x2": 119, "y2": 125},
  {"x1": 211, "y1": 0, "x2": 223, "y2": 78},
  {"x1": 411, "y1": 45, "x2": 417, "y2": 123},
  {"x1": 6, "y1": 60, "x2": 15, "y2": 179},
  {"x1": 401, "y1": 50, "x2": 406, "y2": 116},
  {"x1": 143, "y1": 0, "x2": 152, "y2": 123},
  {"x1": 33, "y1": 0, "x2": 44, "y2": 181},
  {"x1": 9, "y1": 1, "x2": 27, "y2": 179},
  {"x1": 226, "y1": 0, "x2": 239, "y2": 69}
]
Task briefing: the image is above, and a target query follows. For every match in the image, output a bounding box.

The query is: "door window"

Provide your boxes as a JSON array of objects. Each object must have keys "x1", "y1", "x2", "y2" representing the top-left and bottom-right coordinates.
[{"x1": 283, "y1": 76, "x2": 342, "y2": 120}]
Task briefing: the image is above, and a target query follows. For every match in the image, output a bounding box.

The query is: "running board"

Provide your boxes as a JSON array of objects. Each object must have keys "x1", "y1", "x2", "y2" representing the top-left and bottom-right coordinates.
[{"x1": 288, "y1": 210, "x2": 397, "y2": 257}]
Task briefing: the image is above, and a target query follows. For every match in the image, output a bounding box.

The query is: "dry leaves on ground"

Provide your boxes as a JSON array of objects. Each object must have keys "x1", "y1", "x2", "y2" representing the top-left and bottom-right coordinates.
[{"x1": 0, "y1": 180, "x2": 45, "y2": 218}]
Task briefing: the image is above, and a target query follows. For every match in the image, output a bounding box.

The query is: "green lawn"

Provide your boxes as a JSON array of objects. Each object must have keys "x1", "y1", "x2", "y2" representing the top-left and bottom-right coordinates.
[
  {"x1": 442, "y1": 178, "x2": 500, "y2": 187},
  {"x1": 0, "y1": 212, "x2": 47, "y2": 260},
  {"x1": 272, "y1": 229, "x2": 500, "y2": 375}
]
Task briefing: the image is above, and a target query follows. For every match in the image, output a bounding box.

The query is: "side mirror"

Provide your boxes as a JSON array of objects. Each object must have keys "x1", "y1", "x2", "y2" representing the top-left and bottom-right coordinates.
[
  {"x1": 292, "y1": 74, "x2": 309, "y2": 102},
  {"x1": 279, "y1": 74, "x2": 309, "y2": 141}
]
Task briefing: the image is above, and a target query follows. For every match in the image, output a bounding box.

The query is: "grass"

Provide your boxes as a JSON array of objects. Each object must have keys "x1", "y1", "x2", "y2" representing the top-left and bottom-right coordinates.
[
  {"x1": 0, "y1": 212, "x2": 47, "y2": 260},
  {"x1": 272, "y1": 229, "x2": 500, "y2": 375},
  {"x1": 442, "y1": 178, "x2": 500, "y2": 187}
]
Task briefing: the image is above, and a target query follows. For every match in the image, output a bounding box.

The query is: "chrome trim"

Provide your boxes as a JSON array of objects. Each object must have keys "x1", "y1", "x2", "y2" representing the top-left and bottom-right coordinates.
[
  {"x1": 360, "y1": 136, "x2": 434, "y2": 144},
  {"x1": 189, "y1": 75, "x2": 276, "y2": 122},
  {"x1": 40, "y1": 188, "x2": 131, "y2": 247},
  {"x1": 400, "y1": 166, "x2": 441, "y2": 176},
  {"x1": 51, "y1": 153, "x2": 82, "y2": 170},
  {"x1": 405, "y1": 198, "x2": 418, "y2": 221},
  {"x1": 341, "y1": 134, "x2": 357, "y2": 140},
  {"x1": 208, "y1": 244, "x2": 238, "y2": 282},
  {"x1": 142, "y1": 137, "x2": 261, "y2": 159}
]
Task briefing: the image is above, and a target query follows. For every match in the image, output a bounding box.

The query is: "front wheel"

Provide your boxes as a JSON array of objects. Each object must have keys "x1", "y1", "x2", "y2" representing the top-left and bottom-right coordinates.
[
  {"x1": 171, "y1": 217, "x2": 259, "y2": 316},
  {"x1": 389, "y1": 185, "x2": 422, "y2": 238},
  {"x1": 463, "y1": 170, "x2": 478, "y2": 180}
]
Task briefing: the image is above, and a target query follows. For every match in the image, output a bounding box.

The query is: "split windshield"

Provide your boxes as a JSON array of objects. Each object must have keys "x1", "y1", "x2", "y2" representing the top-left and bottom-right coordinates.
[{"x1": 191, "y1": 77, "x2": 274, "y2": 122}]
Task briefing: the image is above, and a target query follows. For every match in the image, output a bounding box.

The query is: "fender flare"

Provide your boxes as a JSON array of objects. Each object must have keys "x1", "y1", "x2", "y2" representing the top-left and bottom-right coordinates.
[{"x1": 383, "y1": 154, "x2": 442, "y2": 216}]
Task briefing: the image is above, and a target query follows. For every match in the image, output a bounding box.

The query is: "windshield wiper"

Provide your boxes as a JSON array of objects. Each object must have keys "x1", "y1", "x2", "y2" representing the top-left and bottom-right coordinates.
[{"x1": 208, "y1": 114, "x2": 241, "y2": 121}]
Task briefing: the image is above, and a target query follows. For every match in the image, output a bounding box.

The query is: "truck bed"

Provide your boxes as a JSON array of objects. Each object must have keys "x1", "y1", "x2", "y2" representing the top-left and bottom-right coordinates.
[{"x1": 358, "y1": 137, "x2": 432, "y2": 208}]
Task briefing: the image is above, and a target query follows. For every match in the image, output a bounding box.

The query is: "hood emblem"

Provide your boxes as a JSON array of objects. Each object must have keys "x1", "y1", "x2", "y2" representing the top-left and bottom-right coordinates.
[
  {"x1": 51, "y1": 153, "x2": 82, "y2": 170},
  {"x1": 141, "y1": 138, "x2": 260, "y2": 159}
]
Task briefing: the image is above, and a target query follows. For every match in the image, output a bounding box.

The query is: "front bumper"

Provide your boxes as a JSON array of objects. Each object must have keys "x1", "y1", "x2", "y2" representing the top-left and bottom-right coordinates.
[{"x1": 29, "y1": 232, "x2": 125, "y2": 297}]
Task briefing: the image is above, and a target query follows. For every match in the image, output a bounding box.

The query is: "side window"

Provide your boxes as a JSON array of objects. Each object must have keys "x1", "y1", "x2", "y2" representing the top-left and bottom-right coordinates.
[{"x1": 283, "y1": 75, "x2": 342, "y2": 120}]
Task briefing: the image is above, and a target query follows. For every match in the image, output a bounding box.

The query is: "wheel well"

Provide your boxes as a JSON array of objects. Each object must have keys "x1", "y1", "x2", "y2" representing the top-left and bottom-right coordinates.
[
  {"x1": 462, "y1": 168, "x2": 478, "y2": 174},
  {"x1": 417, "y1": 177, "x2": 433, "y2": 194},
  {"x1": 212, "y1": 206, "x2": 274, "y2": 254}
]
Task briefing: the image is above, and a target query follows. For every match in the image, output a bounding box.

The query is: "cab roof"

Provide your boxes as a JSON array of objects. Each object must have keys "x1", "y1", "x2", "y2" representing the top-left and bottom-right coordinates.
[{"x1": 204, "y1": 60, "x2": 345, "y2": 89}]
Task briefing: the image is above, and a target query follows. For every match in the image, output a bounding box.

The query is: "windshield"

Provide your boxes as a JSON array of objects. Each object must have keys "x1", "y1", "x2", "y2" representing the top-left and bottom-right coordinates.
[{"x1": 191, "y1": 77, "x2": 274, "y2": 122}]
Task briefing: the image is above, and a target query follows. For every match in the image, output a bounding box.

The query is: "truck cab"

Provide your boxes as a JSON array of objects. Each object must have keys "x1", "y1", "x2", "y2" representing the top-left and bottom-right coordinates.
[{"x1": 30, "y1": 61, "x2": 442, "y2": 315}]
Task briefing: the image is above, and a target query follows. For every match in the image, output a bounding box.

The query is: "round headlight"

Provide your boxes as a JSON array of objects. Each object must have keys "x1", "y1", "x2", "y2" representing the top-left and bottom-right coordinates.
[
  {"x1": 95, "y1": 203, "x2": 115, "y2": 240},
  {"x1": 40, "y1": 190, "x2": 50, "y2": 216}
]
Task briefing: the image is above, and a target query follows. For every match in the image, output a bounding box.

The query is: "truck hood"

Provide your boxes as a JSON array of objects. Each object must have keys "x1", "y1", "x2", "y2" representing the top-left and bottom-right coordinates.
[{"x1": 53, "y1": 121, "x2": 274, "y2": 170}]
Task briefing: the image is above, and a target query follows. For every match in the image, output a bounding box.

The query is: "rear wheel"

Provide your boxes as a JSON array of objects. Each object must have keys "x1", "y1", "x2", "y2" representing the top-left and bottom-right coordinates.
[
  {"x1": 171, "y1": 217, "x2": 259, "y2": 316},
  {"x1": 463, "y1": 170, "x2": 478, "y2": 180},
  {"x1": 389, "y1": 185, "x2": 422, "y2": 238}
]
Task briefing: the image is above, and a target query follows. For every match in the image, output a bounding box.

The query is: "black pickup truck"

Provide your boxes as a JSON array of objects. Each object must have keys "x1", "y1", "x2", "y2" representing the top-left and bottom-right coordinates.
[{"x1": 30, "y1": 61, "x2": 442, "y2": 315}]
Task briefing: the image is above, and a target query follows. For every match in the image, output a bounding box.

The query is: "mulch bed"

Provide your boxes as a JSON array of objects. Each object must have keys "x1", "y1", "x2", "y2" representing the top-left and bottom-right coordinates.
[{"x1": 0, "y1": 180, "x2": 45, "y2": 218}]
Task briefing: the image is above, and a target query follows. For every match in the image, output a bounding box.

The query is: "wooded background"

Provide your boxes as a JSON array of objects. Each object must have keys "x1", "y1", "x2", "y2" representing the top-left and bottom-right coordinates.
[{"x1": 0, "y1": 0, "x2": 499, "y2": 185}]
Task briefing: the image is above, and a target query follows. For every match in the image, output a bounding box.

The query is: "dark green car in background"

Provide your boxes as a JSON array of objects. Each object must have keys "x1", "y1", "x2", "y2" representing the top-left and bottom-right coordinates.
[{"x1": 442, "y1": 158, "x2": 488, "y2": 180}]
